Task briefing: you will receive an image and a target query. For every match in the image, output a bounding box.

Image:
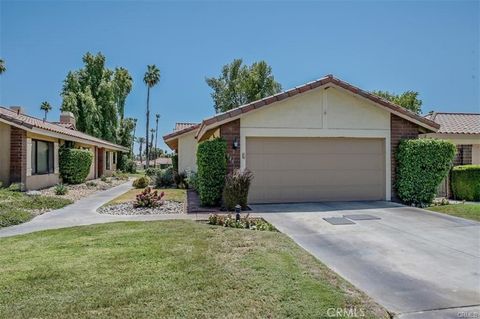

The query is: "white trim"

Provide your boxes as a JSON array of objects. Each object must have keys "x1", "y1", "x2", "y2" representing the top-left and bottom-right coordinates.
[
  {"x1": 54, "y1": 142, "x2": 59, "y2": 174},
  {"x1": 26, "y1": 138, "x2": 32, "y2": 177}
]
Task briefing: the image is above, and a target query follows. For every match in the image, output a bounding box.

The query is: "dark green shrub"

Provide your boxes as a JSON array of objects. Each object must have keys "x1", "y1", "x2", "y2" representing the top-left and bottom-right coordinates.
[
  {"x1": 145, "y1": 168, "x2": 161, "y2": 177},
  {"x1": 451, "y1": 165, "x2": 480, "y2": 201},
  {"x1": 172, "y1": 154, "x2": 178, "y2": 172},
  {"x1": 222, "y1": 170, "x2": 253, "y2": 211},
  {"x1": 54, "y1": 183, "x2": 68, "y2": 195},
  {"x1": 0, "y1": 210, "x2": 32, "y2": 228},
  {"x1": 134, "y1": 187, "x2": 165, "y2": 208},
  {"x1": 100, "y1": 175, "x2": 108, "y2": 182},
  {"x1": 154, "y1": 167, "x2": 174, "y2": 188},
  {"x1": 59, "y1": 148, "x2": 93, "y2": 184},
  {"x1": 132, "y1": 176, "x2": 150, "y2": 188},
  {"x1": 396, "y1": 139, "x2": 456, "y2": 206},
  {"x1": 186, "y1": 172, "x2": 198, "y2": 191},
  {"x1": 197, "y1": 138, "x2": 227, "y2": 206},
  {"x1": 174, "y1": 171, "x2": 188, "y2": 189},
  {"x1": 8, "y1": 183, "x2": 23, "y2": 192},
  {"x1": 124, "y1": 158, "x2": 137, "y2": 173}
]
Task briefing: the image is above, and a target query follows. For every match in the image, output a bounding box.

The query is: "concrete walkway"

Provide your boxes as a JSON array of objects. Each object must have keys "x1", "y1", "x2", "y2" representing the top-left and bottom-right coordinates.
[{"x1": 0, "y1": 182, "x2": 197, "y2": 238}]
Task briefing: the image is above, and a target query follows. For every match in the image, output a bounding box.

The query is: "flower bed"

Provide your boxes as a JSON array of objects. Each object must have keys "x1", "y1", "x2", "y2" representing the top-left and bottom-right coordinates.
[
  {"x1": 208, "y1": 213, "x2": 276, "y2": 231},
  {"x1": 97, "y1": 201, "x2": 184, "y2": 215}
]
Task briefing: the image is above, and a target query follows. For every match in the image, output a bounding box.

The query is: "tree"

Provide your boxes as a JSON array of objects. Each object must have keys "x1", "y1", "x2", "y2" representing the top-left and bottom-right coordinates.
[
  {"x1": 372, "y1": 90, "x2": 422, "y2": 114},
  {"x1": 0, "y1": 58, "x2": 5, "y2": 74},
  {"x1": 117, "y1": 117, "x2": 135, "y2": 150},
  {"x1": 154, "y1": 114, "x2": 160, "y2": 167},
  {"x1": 150, "y1": 128, "x2": 155, "y2": 157},
  {"x1": 131, "y1": 118, "x2": 137, "y2": 157},
  {"x1": 206, "y1": 59, "x2": 282, "y2": 113},
  {"x1": 40, "y1": 101, "x2": 52, "y2": 121},
  {"x1": 143, "y1": 64, "x2": 161, "y2": 168},
  {"x1": 137, "y1": 137, "x2": 145, "y2": 164},
  {"x1": 61, "y1": 52, "x2": 133, "y2": 142}
]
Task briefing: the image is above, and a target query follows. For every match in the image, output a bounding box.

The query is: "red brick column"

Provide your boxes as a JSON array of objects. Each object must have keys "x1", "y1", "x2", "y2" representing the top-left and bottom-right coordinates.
[
  {"x1": 390, "y1": 114, "x2": 420, "y2": 201},
  {"x1": 220, "y1": 119, "x2": 240, "y2": 174},
  {"x1": 10, "y1": 127, "x2": 27, "y2": 186}
]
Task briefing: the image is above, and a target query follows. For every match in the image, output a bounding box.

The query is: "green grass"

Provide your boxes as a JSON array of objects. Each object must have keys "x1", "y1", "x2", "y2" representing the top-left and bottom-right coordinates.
[
  {"x1": 0, "y1": 189, "x2": 72, "y2": 228},
  {"x1": 427, "y1": 203, "x2": 480, "y2": 221},
  {"x1": 106, "y1": 187, "x2": 186, "y2": 205},
  {"x1": 0, "y1": 221, "x2": 387, "y2": 318}
]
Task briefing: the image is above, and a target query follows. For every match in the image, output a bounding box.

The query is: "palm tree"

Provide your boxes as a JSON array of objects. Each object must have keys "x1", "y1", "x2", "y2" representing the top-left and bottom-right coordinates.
[
  {"x1": 40, "y1": 101, "x2": 52, "y2": 121},
  {"x1": 150, "y1": 128, "x2": 155, "y2": 162},
  {"x1": 143, "y1": 65, "x2": 161, "y2": 168},
  {"x1": 137, "y1": 137, "x2": 145, "y2": 166},
  {"x1": 0, "y1": 58, "x2": 6, "y2": 74},
  {"x1": 154, "y1": 114, "x2": 160, "y2": 168},
  {"x1": 131, "y1": 118, "x2": 137, "y2": 157}
]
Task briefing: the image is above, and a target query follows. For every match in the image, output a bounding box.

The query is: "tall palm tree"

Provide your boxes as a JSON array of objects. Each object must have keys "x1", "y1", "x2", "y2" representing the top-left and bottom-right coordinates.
[
  {"x1": 137, "y1": 137, "x2": 145, "y2": 166},
  {"x1": 40, "y1": 101, "x2": 52, "y2": 121},
  {"x1": 143, "y1": 65, "x2": 161, "y2": 168},
  {"x1": 0, "y1": 58, "x2": 6, "y2": 74},
  {"x1": 131, "y1": 118, "x2": 137, "y2": 157},
  {"x1": 154, "y1": 114, "x2": 160, "y2": 168},
  {"x1": 150, "y1": 128, "x2": 155, "y2": 161}
]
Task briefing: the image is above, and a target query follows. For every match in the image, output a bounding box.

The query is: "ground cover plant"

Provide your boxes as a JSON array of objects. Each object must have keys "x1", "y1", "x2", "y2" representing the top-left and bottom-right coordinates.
[{"x1": 427, "y1": 203, "x2": 480, "y2": 222}]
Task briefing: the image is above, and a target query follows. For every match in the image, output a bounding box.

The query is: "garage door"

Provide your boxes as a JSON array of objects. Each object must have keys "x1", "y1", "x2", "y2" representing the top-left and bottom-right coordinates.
[{"x1": 246, "y1": 137, "x2": 385, "y2": 203}]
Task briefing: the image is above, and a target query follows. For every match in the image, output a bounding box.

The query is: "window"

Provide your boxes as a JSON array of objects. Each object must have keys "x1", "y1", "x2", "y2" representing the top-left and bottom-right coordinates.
[
  {"x1": 106, "y1": 151, "x2": 111, "y2": 170},
  {"x1": 31, "y1": 140, "x2": 54, "y2": 175},
  {"x1": 113, "y1": 152, "x2": 116, "y2": 164}
]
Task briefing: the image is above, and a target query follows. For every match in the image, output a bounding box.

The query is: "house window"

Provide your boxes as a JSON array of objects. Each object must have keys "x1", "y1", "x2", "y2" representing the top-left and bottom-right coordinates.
[
  {"x1": 106, "y1": 151, "x2": 111, "y2": 170},
  {"x1": 113, "y1": 152, "x2": 116, "y2": 164},
  {"x1": 31, "y1": 139, "x2": 54, "y2": 175}
]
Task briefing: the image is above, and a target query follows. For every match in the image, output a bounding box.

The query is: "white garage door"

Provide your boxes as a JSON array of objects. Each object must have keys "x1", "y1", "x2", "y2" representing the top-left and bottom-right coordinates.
[{"x1": 246, "y1": 137, "x2": 386, "y2": 203}]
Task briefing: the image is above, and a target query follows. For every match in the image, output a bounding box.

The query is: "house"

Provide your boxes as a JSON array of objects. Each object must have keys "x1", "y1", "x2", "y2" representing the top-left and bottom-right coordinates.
[
  {"x1": 420, "y1": 112, "x2": 480, "y2": 197},
  {"x1": 0, "y1": 106, "x2": 128, "y2": 190},
  {"x1": 164, "y1": 75, "x2": 439, "y2": 204},
  {"x1": 135, "y1": 157, "x2": 173, "y2": 169}
]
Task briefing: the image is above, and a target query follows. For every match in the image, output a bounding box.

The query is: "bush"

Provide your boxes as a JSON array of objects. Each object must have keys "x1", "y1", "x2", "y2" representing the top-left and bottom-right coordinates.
[
  {"x1": 186, "y1": 171, "x2": 198, "y2": 191},
  {"x1": 54, "y1": 183, "x2": 68, "y2": 195},
  {"x1": 197, "y1": 138, "x2": 227, "y2": 206},
  {"x1": 124, "y1": 158, "x2": 137, "y2": 174},
  {"x1": 451, "y1": 165, "x2": 480, "y2": 201},
  {"x1": 172, "y1": 154, "x2": 178, "y2": 172},
  {"x1": 86, "y1": 181, "x2": 97, "y2": 187},
  {"x1": 0, "y1": 210, "x2": 32, "y2": 228},
  {"x1": 154, "y1": 167, "x2": 174, "y2": 188},
  {"x1": 8, "y1": 183, "x2": 23, "y2": 192},
  {"x1": 145, "y1": 168, "x2": 161, "y2": 178},
  {"x1": 134, "y1": 187, "x2": 165, "y2": 208},
  {"x1": 59, "y1": 147, "x2": 93, "y2": 184},
  {"x1": 396, "y1": 139, "x2": 456, "y2": 206},
  {"x1": 174, "y1": 171, "x2": 188, "y2": 189},
  {"x1": 222, "y1": 170, "x2": 253, "y2": 211},
  {"x1": 132, "y1": 176, "x2": 150, "y2": 189}
]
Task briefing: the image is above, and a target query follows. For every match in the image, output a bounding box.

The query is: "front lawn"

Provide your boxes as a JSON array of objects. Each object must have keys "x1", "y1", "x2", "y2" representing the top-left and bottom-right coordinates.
[
  {"x1": 106, "y1": 187, "x2": 186, "y2": 205},
  {"x1": 0, "y1": 189, "x2": 72, "y2": 228},
  {"x1": 0, "y1": 221, "x2": 387, "y2": 318},
  {"x1": 427, "y1": 203, "x2": 480, "y2": 221}
]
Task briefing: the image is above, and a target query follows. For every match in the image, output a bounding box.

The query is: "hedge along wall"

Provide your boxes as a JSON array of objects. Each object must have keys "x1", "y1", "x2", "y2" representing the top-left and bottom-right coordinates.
[
  {"x1": 396, "y1": 138, "x2": 456, "y2": 206},
  {"x1": 196, "y1": 138, "x2": 227, "y2": 206},
  {"x1": 451, "y1": 165, "x2": 480, "y2": 201},
  {"x1": 59, "y1": 147, "x2": 93, "y2": 184}
]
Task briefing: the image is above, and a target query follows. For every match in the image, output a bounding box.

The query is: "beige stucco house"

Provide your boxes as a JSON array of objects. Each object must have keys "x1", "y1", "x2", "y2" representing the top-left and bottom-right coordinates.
[
  {"x1": 164, "y1": 75, "x2": 440, "y2": 204},
  {"x1": 0, "y1": 106, "x2": 128, "y2": 190}
]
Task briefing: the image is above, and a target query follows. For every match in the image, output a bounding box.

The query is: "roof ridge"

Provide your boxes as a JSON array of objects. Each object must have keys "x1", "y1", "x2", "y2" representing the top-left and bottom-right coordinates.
[{"x1": 434, "y1": 112, "x2": 480, "y2": 115}]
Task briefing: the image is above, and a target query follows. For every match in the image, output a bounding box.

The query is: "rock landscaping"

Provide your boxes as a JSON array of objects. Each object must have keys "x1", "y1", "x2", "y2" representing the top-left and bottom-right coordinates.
[{"x1": 98, "y1": 201, "x2": 184, "y2": 215}]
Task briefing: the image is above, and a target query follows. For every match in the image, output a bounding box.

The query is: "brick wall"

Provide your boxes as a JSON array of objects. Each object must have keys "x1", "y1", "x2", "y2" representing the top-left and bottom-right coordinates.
[
  {"x1": 390, "y1": 114, "x2": 420, "y2": 201},
  {"x1": 220, "y1": 119, "x2": 240, "y2": 173},
  {"x1": 10, "y1": 127, "x2": 27, "y2": 185}
]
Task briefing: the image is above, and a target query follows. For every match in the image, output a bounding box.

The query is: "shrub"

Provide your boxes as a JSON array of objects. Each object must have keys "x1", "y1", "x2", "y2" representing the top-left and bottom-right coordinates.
[
  {"x1": 145, "y1": 168, "x2": 161, "y2": 178},
  {"x1": 451, "y1": 165, "x2": 480, "y2": 201},
  {"x1": 186, "y1": 171, "x2": 198, "y2": 191},
  {"x1": 132, "y1": 176, "x2": 150, "y2": 189},
  {"x1": 396, "y1": 139, "x2": 456, "y2": 206},
  {"x1": 154, "y1": 167, "x2": 174, "y2": 188},
  {"x1": 197, "y1": 138, "x2": 227, "y2": 206},
  {"x1": 54, "y1": 183, "x2": 68, "y2": 195},
  {"x1": 222, "y1": 169, "x2": 253, "y2": 211},
  {"x1": 174, "y1": 171, "x2": 188, "y2": 189},
  {"x1": 59, "y1": 147, "x2": 93, "y2": 184},
  {"x1": 113, "y1": 172, "x2": 129, "y2": 181},
  {"x1": 8, "y1": 183, "x2": 23, "y2": 192},
  {"x1": 134, "y1": 187, "x2": 165, "y2": 208},
  {"x1": 172, "y1": 154, "x2": 178, "y2": 172},
  {"x1": 0, "y1": 210, "x2": 32, "y2": 228},
  {"x1": 124, "y1": 158, "x2": 137, "y2": 173},
  {"x1": 86, "y1": 181, "x2": 97, "y2": 187}
]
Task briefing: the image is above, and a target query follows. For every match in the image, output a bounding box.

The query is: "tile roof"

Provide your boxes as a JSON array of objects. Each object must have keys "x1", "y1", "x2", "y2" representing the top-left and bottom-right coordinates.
[
  {"x1": 163, "y1": 123, "x2": 200, "y2": 141},
  {"x1": 425, "y1": 112, "x2": 480, "y2": 135},
  {"x1": 194, "y1": 74, "x2": 439, "y2": 139},
  {"x1": 0, "y1": 106, "x2": 128, "y2": 151},
  {"x1": 135, "y1": 157, "x2": 172, "y2": 165},
  {"x1": 175, "y1": 122, "x2": 199, "y2": 132}
]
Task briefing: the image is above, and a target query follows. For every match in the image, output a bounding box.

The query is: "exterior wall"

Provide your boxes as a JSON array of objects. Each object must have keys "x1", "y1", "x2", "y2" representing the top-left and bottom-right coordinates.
[
  {"x1": 240, "y1": 86, "x2": 392, "y2": 200},
  {"x1": 102, "y1": 149, "x2": 117, "y2": 177},
  {"x1": 178, "y1": 131, "x2": 198, "y2": 173},
  {"x1": 473, "y1": 144, "x2": 480, "y2": 165},
  {"x1": 420, "y1": 133, "x2": 480, "y2": 165},
  {"x1": 220, "y1": 119, "x2": 240, "y2": 173},
  {"x1": 25, "y1": 132, "x2": 60, "y2": 190},
  {"x1": 0, "y1": 122, "x2": 11, "y2": 186},
  {"x1": 10, "y1": 127, "x2": 27, "y2": 187},
  {"x1": 390, "y1": 114, "x2": 420, "y2": 201}
]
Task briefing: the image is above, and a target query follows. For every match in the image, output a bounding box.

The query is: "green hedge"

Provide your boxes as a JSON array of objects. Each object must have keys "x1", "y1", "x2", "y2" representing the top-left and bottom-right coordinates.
[
  {"x1": 451, "y1": 165, "x2": 480, "y2": 201},
  {"x1": 197, "y1": 138, "x2": 227, "y2": 206},
  {"x1": 59, "y1": 148, "x2": 93, "y2": 184},
  {"x1": 396, "y1": 139, "x2": 456, "y2": 206},
  {"x1": 172, "y1": 154, "x2": 178, "y2": 173}
]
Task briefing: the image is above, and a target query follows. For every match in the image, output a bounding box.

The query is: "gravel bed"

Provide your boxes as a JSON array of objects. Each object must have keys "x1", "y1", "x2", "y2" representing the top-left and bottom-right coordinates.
[
  {"x1": 98, "y1": 201, "x2": 185, "y2": 215},
  {"x1": 39, "y1": 178, "x2": 127, "y2": 202}
]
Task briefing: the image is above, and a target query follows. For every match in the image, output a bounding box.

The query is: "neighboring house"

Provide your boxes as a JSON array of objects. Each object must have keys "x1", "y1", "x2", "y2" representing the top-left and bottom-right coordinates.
[
  {"x1": 135, "y1": 157, "x2": 173, "y2": 169},
  {"x1": 0, "y1": 106, "x2": 128, "y2": 190},
  {"x1": 164, "y1": 74, "x2": 439, "y2": 204},
  {"x1": 420, "y1": 112, "x2": 480, "y2": 197}
]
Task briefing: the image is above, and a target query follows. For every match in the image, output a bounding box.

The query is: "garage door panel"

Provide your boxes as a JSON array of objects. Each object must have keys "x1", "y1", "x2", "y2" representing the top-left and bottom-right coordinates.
[{"x1": 246, "y1": 137, "x2": 385, "y2": 203}]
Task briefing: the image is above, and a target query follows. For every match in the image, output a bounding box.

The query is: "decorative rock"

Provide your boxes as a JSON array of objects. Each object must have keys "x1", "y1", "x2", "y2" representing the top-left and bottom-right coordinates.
[
  {"x1": 98, "y1": 201, "x2": 184, "y2": 215},
  {"x1": 26, "y1": 190, "x2": 41, "y2": 196}
]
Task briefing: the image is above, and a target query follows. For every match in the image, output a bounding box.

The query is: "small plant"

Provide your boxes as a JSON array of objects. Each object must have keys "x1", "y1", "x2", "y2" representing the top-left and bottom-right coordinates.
[
  {"x1": 154, "y1": 167, "x2": 174, "y2": 188},
  {"x1": 186, "y1": 171, "x2": 198, "y2": 191},
  {"x1": 174, "y1": 171, "x2": 188, "y2": 189},
  {"x1": 134, "y1": 187, "x2": 165, "y2": 208},
  {"x1": 132, "y1": 176, "x2": 150, "y2": 189},
  {"x1": 100, "y1": 175, "x2": 108, "y2": 182},
  {"x1": 208, "y1": 213, "x2": 276, "y2": 231},
  {"x1": 145, "y1": 168, "x2": 161, "y2": 178},
  {"x1": 54, "y1": 183, "x2": 68, "y2": 195},
  {"x1": 86, "y1": 181, "x2": 97, "y2": 187},
  {"x1": 222, "y1": 169, "x2": 253, "y2": 211},
  {"x1": 0, "y1": 210, "x2": 33, "y2": 228},
  {"x1": 114, "y1": 172, "x2": 129, "y2": 181},
  {"x1": 8, "y1": 183, "x2": 23, "y2": 192}
]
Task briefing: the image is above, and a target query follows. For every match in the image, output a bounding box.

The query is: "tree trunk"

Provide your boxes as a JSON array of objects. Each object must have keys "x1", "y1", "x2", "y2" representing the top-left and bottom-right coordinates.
[
  {"x1": 139, "y1": 142, "x2": 143, "y2": 165},
  {"x1": 145, "y1": 86, "x2": 150, "y2": 168},
  {"x1": 154, "y1": 118, "x2": 159, "y2": 168},
  {"x1": 131, "y1": 124, "x2": 136, "y2": 158}
]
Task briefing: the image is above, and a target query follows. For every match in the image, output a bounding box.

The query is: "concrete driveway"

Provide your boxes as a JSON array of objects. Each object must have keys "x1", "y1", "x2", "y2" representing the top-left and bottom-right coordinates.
[{"x1": 251, "y1": 201, "x2": 480, "y2": 319}]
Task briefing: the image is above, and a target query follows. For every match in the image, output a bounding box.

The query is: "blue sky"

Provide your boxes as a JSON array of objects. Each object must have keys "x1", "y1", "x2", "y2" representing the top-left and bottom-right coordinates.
[{"x1": 1, "y1": 0, "x2": 478, "y2": 152}]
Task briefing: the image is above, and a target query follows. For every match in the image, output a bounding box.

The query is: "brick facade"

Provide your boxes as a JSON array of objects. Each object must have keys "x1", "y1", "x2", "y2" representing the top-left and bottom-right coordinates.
[
  {"x1": 10, "y1": 127, "x2": 27, "y2": 185},
  {"x1": 390, "y1": 114, "x2": 420, "y2": 201},
  {"x1": 220, "y1": 119, "x2": 240, "y2": 173}
]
